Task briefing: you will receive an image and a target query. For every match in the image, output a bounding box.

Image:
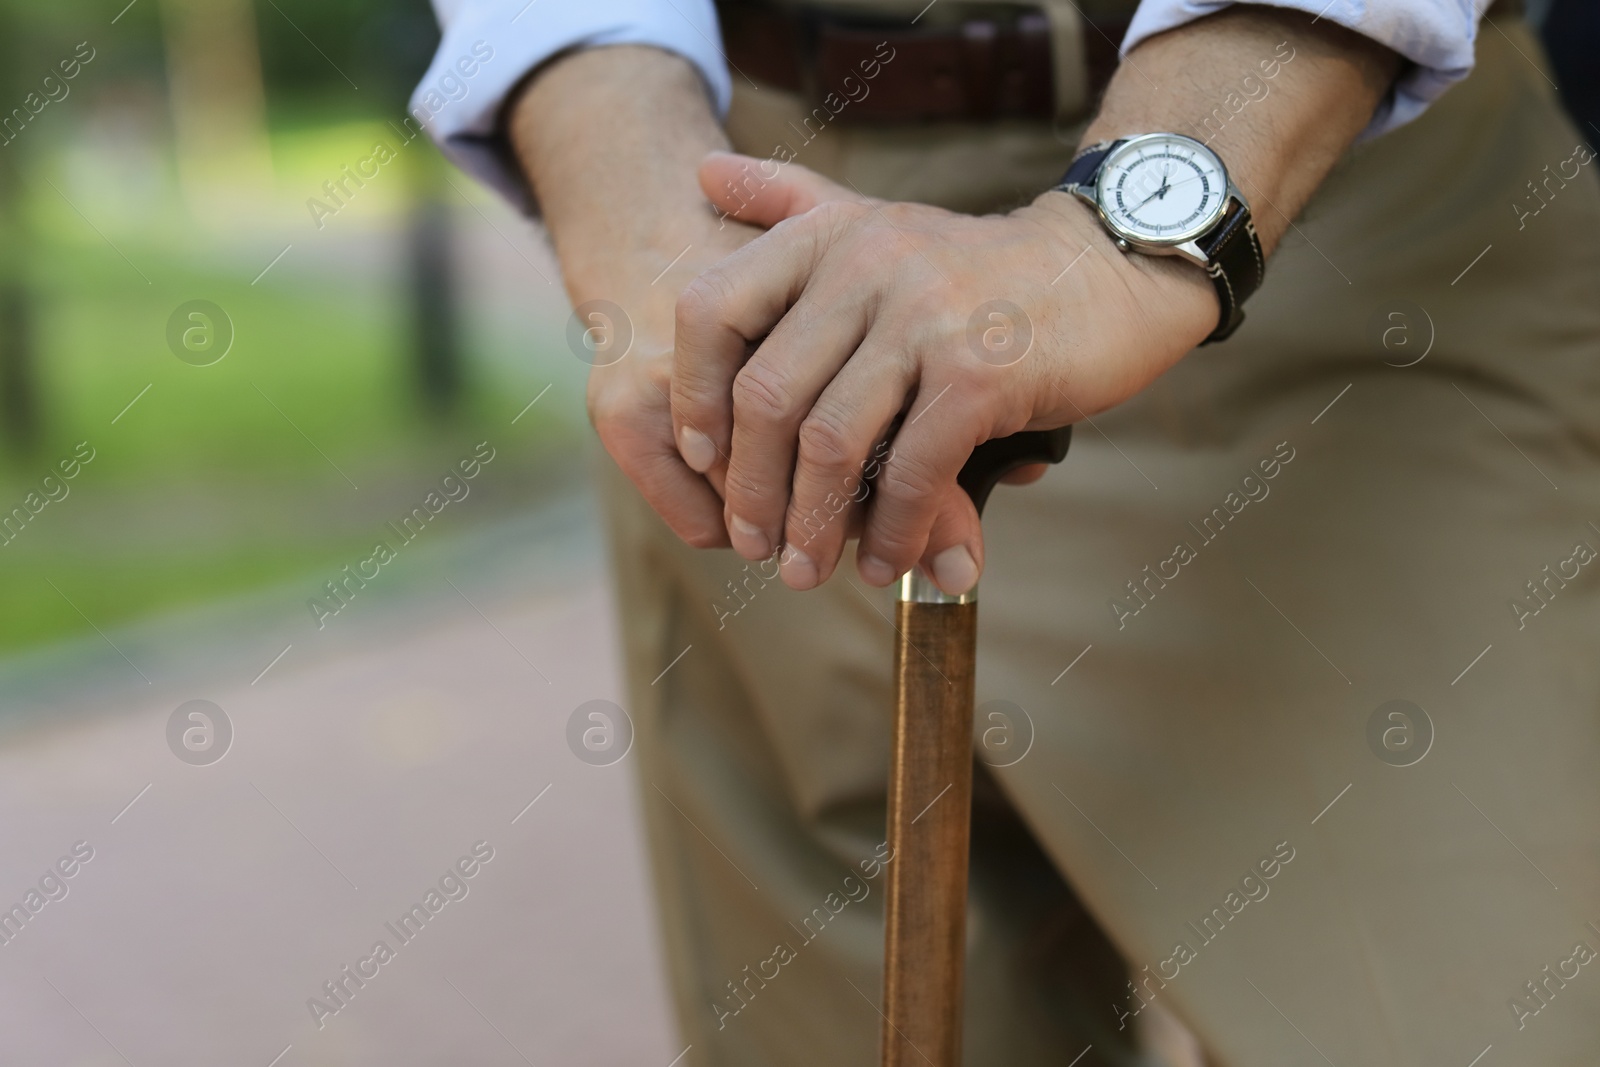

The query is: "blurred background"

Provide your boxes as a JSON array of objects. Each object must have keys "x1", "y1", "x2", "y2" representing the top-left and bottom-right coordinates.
[
  {"x1": 0, "y1": 2, "x2": 677, "y2": 1065},
  {"x1": 0, "y1": 1, "x2": 1592, "y2": 1064},
  {"x1": 0, "y1": 0, "x2": 589, "y2": 651}
]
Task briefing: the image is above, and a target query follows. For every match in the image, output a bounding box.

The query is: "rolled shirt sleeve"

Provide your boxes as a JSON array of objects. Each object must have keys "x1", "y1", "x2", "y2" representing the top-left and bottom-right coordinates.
[
  {"x1": 418, "y1": 0, "x2": 1494, "y2": 207},
  {"x1": 411, "y1": 0, "x2": 732, "y2": 211},
  {"x1": 1123, "y1": 0, "x2": 1495, "y2": 138}
]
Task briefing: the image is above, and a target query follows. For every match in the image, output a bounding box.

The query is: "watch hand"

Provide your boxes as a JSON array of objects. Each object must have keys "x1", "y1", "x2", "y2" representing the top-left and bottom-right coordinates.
[
  {"x1": 1133, "y1": 181, "x2": 1170, "y2": 211},
  {"x1": 1161, "y1": 171, "x2": 1208, "y2": 194},
  {"x1": 1128, "y1": 170, "x2": 1209, "y2": 215}
]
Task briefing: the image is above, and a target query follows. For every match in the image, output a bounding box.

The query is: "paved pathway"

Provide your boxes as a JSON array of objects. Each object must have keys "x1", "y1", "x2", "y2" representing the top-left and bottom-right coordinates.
[{"x1": 0, "y1": 499, "x2": 680, "y2": 1067}]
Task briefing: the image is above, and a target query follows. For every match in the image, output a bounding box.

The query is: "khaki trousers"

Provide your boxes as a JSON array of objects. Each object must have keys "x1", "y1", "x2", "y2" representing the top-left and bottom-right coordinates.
[{"x1": 603, "y1": 17, "x2": 1600, "y2": 1066}]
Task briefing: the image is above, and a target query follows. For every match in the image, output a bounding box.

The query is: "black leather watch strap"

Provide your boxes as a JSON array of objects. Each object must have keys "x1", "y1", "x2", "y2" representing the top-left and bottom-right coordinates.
[
  {"x1": 1192, "y1": 199, "x2": 1264, "y2": 344},
  {"x1": 1053, "y1": 140, "x2": 1265, "y2": 345},
  {"x1": 1058, "y1": 140, "x2": 1120, "y2": 191}
]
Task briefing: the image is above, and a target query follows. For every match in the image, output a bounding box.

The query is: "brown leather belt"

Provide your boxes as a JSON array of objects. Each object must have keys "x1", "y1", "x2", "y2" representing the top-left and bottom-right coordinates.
[{"x1": 716, "y1": 1, "x2": 1131, "y2": 123}]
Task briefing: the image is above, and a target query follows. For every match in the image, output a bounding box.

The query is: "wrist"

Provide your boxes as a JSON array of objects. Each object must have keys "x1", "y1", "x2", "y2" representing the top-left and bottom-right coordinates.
[
  {"x1": 507, "y1": 44, "x2": 732, "y2": 299},
  {"x1": 557, "y1": 212, "x2": 714, "y2": 298},
  {"x1": 1020, "y1": 189, "x2": 1217, "y2": 345}
]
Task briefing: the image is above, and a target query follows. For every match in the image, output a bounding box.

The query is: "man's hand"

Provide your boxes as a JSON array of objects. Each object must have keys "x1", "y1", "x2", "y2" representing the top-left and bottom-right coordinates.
[
  {"x1": 508, "y1": 46, "x2": 846, "y2": 549},
  {"x1": 672, "y1": 7, "x2": 1398, "y2": 594},
  {"x1": 672, "y1": 158, "x2": 1213, "y2": 593},
  {"x1": 574, "y1": 213, "x2": 760, "y2": 550}
]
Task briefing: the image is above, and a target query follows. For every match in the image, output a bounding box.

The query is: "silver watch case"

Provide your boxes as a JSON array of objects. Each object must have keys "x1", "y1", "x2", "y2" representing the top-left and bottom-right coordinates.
[{"x1": 1067, "y1": 133, "x2": 1243, "y2": 271}]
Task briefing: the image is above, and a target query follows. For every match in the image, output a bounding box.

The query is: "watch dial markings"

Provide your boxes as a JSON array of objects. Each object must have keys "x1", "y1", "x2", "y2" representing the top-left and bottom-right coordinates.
[{"x1": 1100, "y1": 136, "x2": 1226, "y2": 242}]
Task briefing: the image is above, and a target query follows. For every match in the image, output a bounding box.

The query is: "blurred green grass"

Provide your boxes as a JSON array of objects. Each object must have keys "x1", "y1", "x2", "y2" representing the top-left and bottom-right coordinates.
[{"x1": 0, "y1": 115, "x2": 580, "y2": 654}]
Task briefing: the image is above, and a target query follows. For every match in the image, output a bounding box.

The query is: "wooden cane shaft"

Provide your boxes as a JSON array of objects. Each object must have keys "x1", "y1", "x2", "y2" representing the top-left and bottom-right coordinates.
[{"x1": 881, "y1": 599, "x2": 978, "y2": 1067}]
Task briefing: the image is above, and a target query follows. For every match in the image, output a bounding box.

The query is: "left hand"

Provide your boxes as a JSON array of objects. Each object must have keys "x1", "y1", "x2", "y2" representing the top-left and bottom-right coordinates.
[{"x1": 672, "y1": 151, "x2": 1218, "y2": 595}]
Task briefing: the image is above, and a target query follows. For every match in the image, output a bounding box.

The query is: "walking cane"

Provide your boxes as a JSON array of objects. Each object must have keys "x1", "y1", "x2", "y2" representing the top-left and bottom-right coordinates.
[{"x1": 880, "y1": 426, "x2": 1072, "y2": 1067}]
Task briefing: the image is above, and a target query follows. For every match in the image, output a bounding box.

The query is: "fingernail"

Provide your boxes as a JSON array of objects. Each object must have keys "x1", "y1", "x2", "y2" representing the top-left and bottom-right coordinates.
[
  {"x1": 780, "y1": 546, "x2": 818, "y2": 590},
  {"x1": 931, "y1": 545, "x2": 979, "y2": 596},
  {"x1": 678, "y1": 427, "x2": 717, "y2": 473},
  {"x1": 728, "y1": 513, "x2": 769, "y2": 559},
  {"x1": 858, "y1": 553, "x2": 897, "y2": 587}
]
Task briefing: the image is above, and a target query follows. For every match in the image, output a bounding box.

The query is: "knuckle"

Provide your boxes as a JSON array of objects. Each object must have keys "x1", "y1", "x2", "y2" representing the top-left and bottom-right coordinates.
[
  {"x1": 796, "y1": 408, "x2": 857, "y2": 472},
  {"x1": 676, "y1": 271, "x2": 733, "y2": 329},
  {"x1": 911, "y1": 288, "x2": 959, "y2": 328},
  {"x1": 731, "y1": 363, "x2": 795, "y2": 427},
  {"x1": 867, "y1": 528, "x2": 919, "y2": 567},
  {"x1": 881, "y1": 199, "x2": 922, "y2": 221},
  {"x1": 590, "y1": 373, "x2": 658, "y2": 434},
  {"x1": 940, "y1": 363, "x2": 990, "y2": 407},
  {"x1": 587, "y1": 387, "x2": 629, "y2": 436},
  {"x1": 868, "y1": 466, "x2": 940, "y2": 563},
  {"x1": 877, "y1": 451, "x2": 940, "y2": 502},
  {"x1": 810, "y1": 198, "x2": 869, "y2": 235}
]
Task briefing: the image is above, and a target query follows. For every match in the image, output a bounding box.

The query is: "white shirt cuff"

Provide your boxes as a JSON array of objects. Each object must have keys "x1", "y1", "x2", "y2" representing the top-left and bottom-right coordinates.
[{"x1": 411, "y1": 0, "x2": 732, "y2": 212}]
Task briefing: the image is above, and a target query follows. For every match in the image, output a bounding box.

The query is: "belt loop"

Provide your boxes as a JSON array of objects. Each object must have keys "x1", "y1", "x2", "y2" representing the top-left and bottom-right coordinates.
[
  {"x1": 792, "y1": 5, "x2": 823, "y2": 109},
  {"x1": 960, "y1": 19, "x2": 999, "y2": 119},
  {"x1": 1033, "y1": 0, "x2": 1088, "y2": 119}
]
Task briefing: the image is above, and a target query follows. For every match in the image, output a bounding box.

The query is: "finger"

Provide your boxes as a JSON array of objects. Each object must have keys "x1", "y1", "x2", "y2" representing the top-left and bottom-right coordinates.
[
  {"x1": 917, "y1": 462, "x2": 1048, "y2": 591},
  {"x1": 917, "y1": 484, "x2": 984, "y2": 596},
  {"x1": 629, "y1": 446, "x2": 732, "y2": 549},
  {"x1": 776, "y1": 335, "x2": 913, "y2": 589},
  {"x1": 699, "y1": 151, "x2": 864, "y2": 228},
  {"x1": 855, "y1": 391, "x2": 983, "y2": 586},
  {"x1": 672, "y1": 215, "x2": 828, "y2": 476},
  {"x1": 722, "y1": 288, "x2": 871, "y2": 561},
  {"x1": 597, "y1": 408, "x2": 731, "y2": 550}
]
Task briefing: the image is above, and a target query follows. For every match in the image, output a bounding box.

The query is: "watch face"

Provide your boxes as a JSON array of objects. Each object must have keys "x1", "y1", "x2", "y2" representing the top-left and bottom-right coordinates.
[{"x1": 1095, "y1": 134, "x2": 1229, "y2": 245}]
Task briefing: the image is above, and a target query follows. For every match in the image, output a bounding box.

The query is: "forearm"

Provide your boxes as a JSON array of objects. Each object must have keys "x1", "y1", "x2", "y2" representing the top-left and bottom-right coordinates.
[
  {"x1": 503, "y1": 44, "x2": 751, "y2": 547},
  {"x1": 507, "y1": 45, "x2": 730, "y2": 296},
  {"x1": 1059, "y1": 6, "x2": 1400, "y2": 255}
]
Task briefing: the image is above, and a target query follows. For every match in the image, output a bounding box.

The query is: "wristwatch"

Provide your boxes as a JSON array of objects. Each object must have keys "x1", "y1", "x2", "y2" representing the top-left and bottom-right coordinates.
[{"x1": 1054, "y1": 133, "x2": 1264, "y2": 344}]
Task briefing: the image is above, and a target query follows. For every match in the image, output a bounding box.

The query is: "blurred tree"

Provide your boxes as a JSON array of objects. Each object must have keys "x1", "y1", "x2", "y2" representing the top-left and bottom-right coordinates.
[
  {"x1": 0, "y1": 0, "x2": 460, "y2": 427},
  {"x1": 406, "y1": 170, "x2": 463, "y2": 414},
  {"x1": 0, "y1": 266, "x2": 38, "y2": 454},
  {"x1": 350, "y1": 3, "x2": 465, "y2": 415},
  {"x1": 0, "y1": 7, "x2": 41, "y2": 453},
  {"x1": 252, "y1": 0, "x2": 462, "y2": 413},
  {"x1": 159, "y1": 0, "x2": 275, "y2": 225},
  {"x1": 255, "y1": 0, "x2": 437, "y2": 110},
  {"x1": 0, "y1": 0, "x2": 169, "y2": 453}
]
